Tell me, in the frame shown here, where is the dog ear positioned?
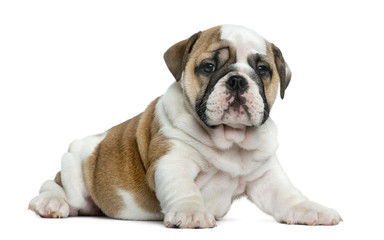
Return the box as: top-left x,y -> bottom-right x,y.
163,32 -> 201,81
271,44 -> 292,99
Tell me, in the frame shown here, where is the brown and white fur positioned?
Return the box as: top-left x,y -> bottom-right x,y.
29,25 -> 342,228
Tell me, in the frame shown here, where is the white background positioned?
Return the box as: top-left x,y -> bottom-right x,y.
1,0 -> 383,239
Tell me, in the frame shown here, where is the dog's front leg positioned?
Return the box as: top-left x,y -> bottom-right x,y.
246,155 -> 342,225
154,145 -> 216,229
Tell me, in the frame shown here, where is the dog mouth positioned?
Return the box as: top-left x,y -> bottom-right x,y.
204,89 -> 264,128
196,76 -> 267,128
221,93 -> 251,121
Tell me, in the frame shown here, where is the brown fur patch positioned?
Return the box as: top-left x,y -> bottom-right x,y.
263,41 -> 291,106
271,43 -> 291,99
164,32 -> 201,81
83,98 -> 169,217
54,171 -> 63,187
262,41 -> 280,108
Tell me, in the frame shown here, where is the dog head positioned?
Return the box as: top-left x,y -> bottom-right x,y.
164,25 -> 291,128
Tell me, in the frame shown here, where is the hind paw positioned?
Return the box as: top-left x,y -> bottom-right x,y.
29,192 -> 70,218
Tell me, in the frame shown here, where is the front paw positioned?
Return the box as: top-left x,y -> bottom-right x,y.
277,201 -> 342,225
164,211 -> 216,229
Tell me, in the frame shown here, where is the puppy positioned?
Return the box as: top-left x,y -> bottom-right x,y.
29,25 -> 342,228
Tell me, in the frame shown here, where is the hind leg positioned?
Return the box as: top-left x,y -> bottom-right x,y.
29,152 -> 101,218
28,178 -> 75,218
29,133 -> 106,218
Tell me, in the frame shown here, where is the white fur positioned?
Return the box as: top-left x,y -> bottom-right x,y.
220,24 -> 267,62
245,156 -> 341,225
154,139 -> 217,228
29,180 -> 72,218
115,189 -> 163,220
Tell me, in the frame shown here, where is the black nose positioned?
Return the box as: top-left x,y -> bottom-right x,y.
226,75 -> 248,92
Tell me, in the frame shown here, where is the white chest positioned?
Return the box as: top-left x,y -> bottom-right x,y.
194,148 -> 263,218
194,169 -> 245,218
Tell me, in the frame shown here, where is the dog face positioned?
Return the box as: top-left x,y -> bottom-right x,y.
164,25 -> 291,128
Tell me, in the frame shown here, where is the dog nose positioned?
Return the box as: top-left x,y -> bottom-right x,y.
226,75 -> 248,92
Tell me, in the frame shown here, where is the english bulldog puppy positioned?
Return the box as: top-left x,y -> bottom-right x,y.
29,25 -> 342,228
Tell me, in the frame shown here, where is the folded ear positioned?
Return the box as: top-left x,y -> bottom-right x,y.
163,32 -> 201,81
272,44 -> 292,99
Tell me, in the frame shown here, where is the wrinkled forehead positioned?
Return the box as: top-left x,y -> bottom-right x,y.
220,25 -> 267,63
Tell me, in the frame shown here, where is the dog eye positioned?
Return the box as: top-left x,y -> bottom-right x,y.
202,63 -> 216,73
256,65 -> 271,77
